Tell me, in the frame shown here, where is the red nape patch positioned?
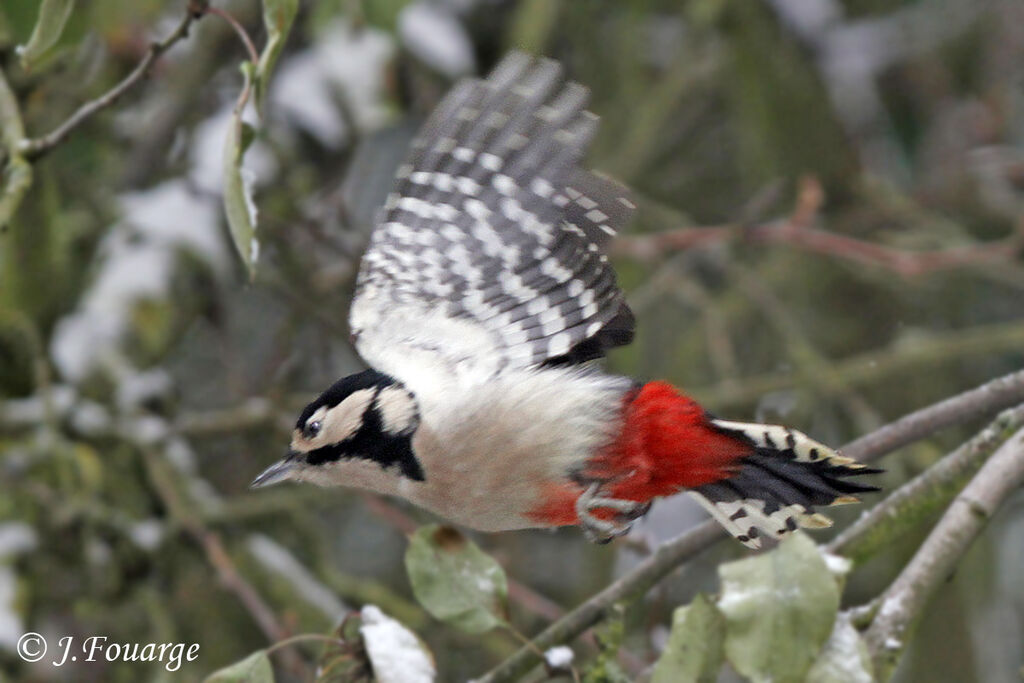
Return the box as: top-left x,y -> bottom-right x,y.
586,381 -> 752,503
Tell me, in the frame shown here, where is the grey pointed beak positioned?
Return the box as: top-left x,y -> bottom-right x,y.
250,456 -> 297,489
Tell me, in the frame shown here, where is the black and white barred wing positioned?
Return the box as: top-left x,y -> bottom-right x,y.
349,52 -> 635,377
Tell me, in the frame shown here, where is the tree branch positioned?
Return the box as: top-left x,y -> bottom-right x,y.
613,176 -> 1024,277
863,425 -> 1024,680
840,368 -> 1024,462
828,404 -> 1024,563
18,3 -> 206,161
474,367 -> 1024,682
696,321 -> 1024,409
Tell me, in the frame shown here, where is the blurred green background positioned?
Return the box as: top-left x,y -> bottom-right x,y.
1,0 -> 1023,680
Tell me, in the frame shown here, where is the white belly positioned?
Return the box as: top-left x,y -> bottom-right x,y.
401,366 -> 631,530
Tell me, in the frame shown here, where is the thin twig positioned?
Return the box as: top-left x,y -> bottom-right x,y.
840,368 -> 1024,462
614,177 -> 1024,277
197,530 -> 289,642
697,321 -> 1024,409
863,426 -> 1024,680
19,6 -> 205,161
205,6 -> 259,64
140,446 -> 307,675
474,367 -> 1024,682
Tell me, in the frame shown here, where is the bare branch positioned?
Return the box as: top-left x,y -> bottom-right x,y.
205,6 -> 259,65
18,5 -> 203,161
840,368 -> 1024,462
829,404 -> 1024,563
863,425 -> 1024,680
140,445 -> 306,675
614,177 -> 1024,277
697,322 -> 1024,409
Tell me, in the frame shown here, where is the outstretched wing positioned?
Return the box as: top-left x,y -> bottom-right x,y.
350,52 -> 635,379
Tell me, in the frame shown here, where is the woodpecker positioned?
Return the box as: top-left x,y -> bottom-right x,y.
251,52 -> 879,548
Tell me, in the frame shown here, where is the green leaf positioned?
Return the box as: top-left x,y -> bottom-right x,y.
204,649 -> 273,683
17,0 -> 75,71
255,0 -> 298,113
717,532 -> 840,683
404,525 -> 508,633
652,593 -> 725,683
806,612 -> 874,683
222,62 -> 259,280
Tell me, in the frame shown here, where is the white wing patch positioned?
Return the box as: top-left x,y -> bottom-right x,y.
350,52 -> 636,375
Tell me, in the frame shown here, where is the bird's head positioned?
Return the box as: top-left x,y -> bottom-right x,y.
251,369 -> 424,489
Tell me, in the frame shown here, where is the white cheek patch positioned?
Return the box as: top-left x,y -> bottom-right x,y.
320,389 -> 376,444
376,387 -> 418,435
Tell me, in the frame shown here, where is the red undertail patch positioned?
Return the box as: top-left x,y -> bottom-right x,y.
588,381 -> 752,502
525,381 -> 754,527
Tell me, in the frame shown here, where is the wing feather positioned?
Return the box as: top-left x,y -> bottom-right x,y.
351,53 -> 636,377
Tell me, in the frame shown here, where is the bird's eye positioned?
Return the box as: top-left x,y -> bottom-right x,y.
304,420 -> 322,439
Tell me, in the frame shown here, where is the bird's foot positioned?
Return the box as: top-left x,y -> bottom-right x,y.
576,483 -> 651,544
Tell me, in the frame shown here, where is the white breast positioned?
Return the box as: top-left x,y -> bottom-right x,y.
399,365 -> 632,531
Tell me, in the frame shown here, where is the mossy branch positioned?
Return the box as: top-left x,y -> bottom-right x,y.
828,404 -> 1024,564
862,425 -> 1024,680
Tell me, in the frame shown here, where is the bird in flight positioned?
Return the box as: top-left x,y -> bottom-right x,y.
252,52 -> 879,548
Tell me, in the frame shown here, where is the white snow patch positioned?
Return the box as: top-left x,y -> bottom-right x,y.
70,400 -> 112,435
51,181 -> 225,381
247,535 -> 347,621
544,645 -> 574,670
129,519 -> 165,551
818,547 -> 853,577
878,593 -> 906,621
1,387 -> 76,426
271,19 -> 395,147
398,2 -> 475,78
127,416 -> 170,445
116,369 -> 172,410
0,523 -> 37,558
884,636 -> 902,650
156,440 -> 193,478
0,525 -> 37,651
360,605 -> 436,683
118,181 -> 226,259
0,567 -> 22,651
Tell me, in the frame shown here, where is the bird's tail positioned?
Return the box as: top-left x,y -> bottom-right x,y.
690,419 -> 881,549
591,382 -> 881,548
